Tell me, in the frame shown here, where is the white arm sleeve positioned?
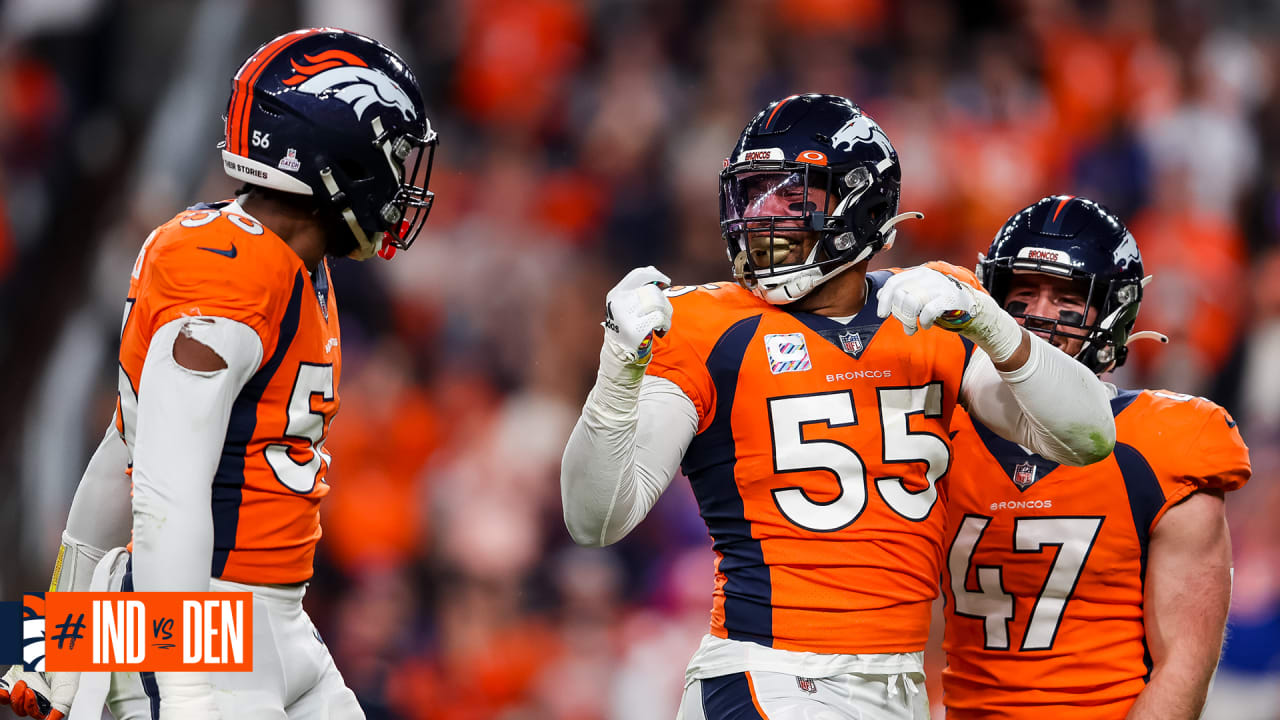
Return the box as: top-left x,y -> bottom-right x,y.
53,421 -> 132,591
130,316 -> 262,594
561,347 -> 699,547
960,333 -> 1115,466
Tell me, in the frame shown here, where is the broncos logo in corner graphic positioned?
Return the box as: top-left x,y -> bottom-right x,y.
21,593 -> 45,672
284,49 -> 417,122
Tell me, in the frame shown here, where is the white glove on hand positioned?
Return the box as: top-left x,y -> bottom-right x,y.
0,665 -> 78,719
602,266 -> 674,366
877,266 -> 1024,362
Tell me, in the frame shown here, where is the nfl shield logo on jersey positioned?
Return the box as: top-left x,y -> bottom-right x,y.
838,330 -> 863,356
764,333 -> 812,374
796,677 -> 818,694
1013,461 -> 1038,489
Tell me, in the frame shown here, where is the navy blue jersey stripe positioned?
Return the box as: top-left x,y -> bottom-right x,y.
971,418 -> 1062,490
121,556 -> 161,720
1114,440 -> 1165,681
211,271 -> 306,577
789,270 -> 890,360
683,314 -> 771,646
0,601 -> 21,666
1111,388 -> 1142,414
700,673 -> 768,719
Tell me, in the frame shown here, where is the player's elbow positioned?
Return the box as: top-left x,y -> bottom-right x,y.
563,515 -> 610,548
1054,417 -> 1116,466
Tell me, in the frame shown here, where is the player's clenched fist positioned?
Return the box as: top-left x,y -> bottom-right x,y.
877,266 -> 982,335
877,265 -> 1024,362
602,266 -> 674,365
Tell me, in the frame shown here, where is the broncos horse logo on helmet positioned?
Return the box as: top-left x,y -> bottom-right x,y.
220,28 -> 438,260
284,50 -> 419,122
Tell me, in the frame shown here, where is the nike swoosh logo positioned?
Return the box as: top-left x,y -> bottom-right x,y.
197,243 -> 237,259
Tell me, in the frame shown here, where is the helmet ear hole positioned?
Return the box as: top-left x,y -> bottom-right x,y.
337,158 -> 369,182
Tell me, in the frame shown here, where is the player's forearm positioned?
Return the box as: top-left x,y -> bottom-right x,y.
52,421 -> 134,591
969,333 -> 1115,465
1124,655 -> 1219,720
1129,491 -> 1232,720
562,342 -> 646,546
561,346 -> 693,546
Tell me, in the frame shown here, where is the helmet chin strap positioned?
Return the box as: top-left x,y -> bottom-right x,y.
754,210 -> 924,305
320,167 -> 378,260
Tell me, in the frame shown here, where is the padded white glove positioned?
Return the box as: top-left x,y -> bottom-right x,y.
602,266 -> 674,366
877,265 -> 1024,363
0,665 -> 77,719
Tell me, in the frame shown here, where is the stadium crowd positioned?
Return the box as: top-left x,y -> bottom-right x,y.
1,0 -> 1278,717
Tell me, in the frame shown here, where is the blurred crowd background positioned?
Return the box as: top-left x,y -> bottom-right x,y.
1,0 -> 1279,717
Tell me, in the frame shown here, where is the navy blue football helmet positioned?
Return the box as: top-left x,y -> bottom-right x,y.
978,195 -> 1147,373
720,93 -> 920,304
220,28 -> 437,260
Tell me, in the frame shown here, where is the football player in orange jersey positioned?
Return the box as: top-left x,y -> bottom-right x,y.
561,94 -> 1117,719
941,195 -> 1251,720
0,28 -> 437,720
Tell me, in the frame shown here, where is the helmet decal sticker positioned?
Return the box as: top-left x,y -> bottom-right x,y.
277,148 -> 302,172
285,51 -> 418,121
830,115 -> 893,158
1016,246 -> 1071,264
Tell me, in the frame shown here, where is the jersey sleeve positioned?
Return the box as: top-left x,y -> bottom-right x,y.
1151,396 -> 1251,528
138,229 -> 284,357
644,287 -> 722,433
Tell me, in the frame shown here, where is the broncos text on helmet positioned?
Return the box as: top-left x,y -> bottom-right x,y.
220,27 -> 437,260
719,93 -> 922,305
978,195 -> 1155,374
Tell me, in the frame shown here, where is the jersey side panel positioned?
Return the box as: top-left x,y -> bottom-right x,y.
217,258 -> 340,584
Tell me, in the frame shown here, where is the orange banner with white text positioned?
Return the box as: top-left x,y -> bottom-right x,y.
43,592 -> 252,671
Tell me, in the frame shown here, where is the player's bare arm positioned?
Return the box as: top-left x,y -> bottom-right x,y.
1125,489 -> 1232,720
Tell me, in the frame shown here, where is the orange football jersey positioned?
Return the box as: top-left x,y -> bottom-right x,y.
941,390 -> 1251,719
117,200 -> 341,585
646,268 -> 976,654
